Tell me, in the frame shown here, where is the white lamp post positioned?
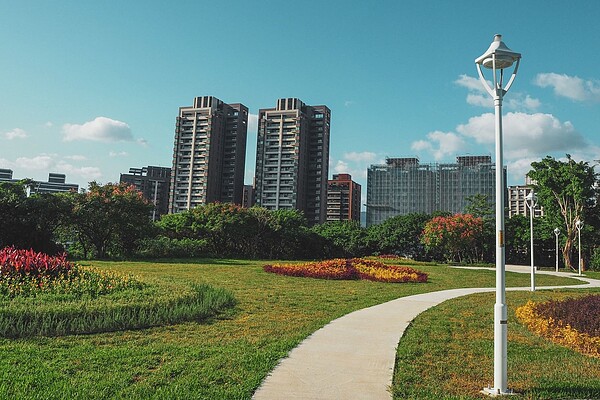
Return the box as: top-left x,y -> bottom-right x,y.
476,34 -> 521,396
575,219 -> 583,275
525,192 -> 537,291
554,228 -> 560,272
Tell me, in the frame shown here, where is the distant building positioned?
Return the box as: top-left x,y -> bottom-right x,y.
120,166 -> 171,220
508,184 -> 543,218
327,174 -> 361,222
366,155 -> 498,226
242,184 -> 254,208
254,98 -> 330,225
169,96 -> 248,213
0,170 -> 79,194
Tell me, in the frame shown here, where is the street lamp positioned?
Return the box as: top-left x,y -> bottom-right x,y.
525,192 -> 537,291
554,228 -> 560,272
476,34 -> 521,396
575,219 -> 583,275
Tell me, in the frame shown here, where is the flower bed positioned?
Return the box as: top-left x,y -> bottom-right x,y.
516,296 -> 600,358
0,247 -> 142,298
264,258 -> 428,283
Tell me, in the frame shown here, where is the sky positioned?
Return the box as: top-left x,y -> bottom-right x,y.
2,1 -> 599,209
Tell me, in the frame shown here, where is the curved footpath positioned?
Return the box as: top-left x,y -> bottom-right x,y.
252,265 -> 600,400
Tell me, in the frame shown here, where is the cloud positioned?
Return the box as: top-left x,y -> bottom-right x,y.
343,151 -> 377,162
534,73 -> 600,101
44,122 -> 53,128
109,151 -> 129,158
456,112 -> 587,158
65,155 -> 87,161
344,100 -> 355,107
15,155 -> 55,170
4,128 -> 27,140
62,117 -> 133,142
456,74 -> 540,111
411,131 -> 467,161
455,75 -> 488,93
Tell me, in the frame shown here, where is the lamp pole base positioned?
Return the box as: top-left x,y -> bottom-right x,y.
481,387 -> 517,397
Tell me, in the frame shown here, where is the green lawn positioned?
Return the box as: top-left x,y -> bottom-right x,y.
0,259 -> 588,399
393,289 -> 600,400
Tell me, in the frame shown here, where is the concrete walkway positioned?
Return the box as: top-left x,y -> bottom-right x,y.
252,266 -> 599,400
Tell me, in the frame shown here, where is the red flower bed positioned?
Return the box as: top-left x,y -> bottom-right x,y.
264,258 -> 427,283
0,247 -> 73,278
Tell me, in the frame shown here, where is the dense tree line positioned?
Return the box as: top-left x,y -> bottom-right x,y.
1,154 -> 599,269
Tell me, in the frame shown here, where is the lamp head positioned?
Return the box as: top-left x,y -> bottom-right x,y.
554,228 -> 560,235
576,219 -> 583,228
525,192 -> 538,205
475,34 -> 521,69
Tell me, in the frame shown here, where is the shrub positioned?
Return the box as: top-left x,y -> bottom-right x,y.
516,296 -> 600,358
135,236 -> 209,258
264,258 -> 428,283
589,247 -> 600,271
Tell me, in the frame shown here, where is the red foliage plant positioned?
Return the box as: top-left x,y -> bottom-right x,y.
534,294 -> 600,337
0,247 -> 74,278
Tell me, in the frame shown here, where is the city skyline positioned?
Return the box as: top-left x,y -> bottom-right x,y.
2,1 -> 600,211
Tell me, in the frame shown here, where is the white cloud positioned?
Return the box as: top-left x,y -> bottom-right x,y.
55,161 -> 102,180
411,131 -> 467,161
62,117 -> 133,142
44,121 -> 53,128
456,74 -> 540,111
466,93 -> 493,108
343,151 -> 377,162
109,151 -> 129,158
4,128 -> 27,140
333,160 -> 349,174
534,73 -> 600,102
455,74 -> 488,93
65,155 -> 87,161
457,112 -> 586,159
344,100 -> 355,107
15,155 -> 54,170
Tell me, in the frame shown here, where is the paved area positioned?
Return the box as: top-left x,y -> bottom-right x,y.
252,266 -> 599,400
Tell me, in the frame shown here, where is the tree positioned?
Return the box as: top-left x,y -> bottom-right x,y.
465,194 -> 494,262
68,182 -> 153,258
312,220 -> 369,258
367,213 -> 430,259
528,155 -> 598,269
421,214 -> 484,263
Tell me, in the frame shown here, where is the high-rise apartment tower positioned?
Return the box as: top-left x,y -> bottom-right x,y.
169,96 -> 248,213
327,174 -> 361,222
254,98 -> 330,225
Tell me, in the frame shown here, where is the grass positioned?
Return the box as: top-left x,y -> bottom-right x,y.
393,289 -> 600,400
0,259 -> 587,399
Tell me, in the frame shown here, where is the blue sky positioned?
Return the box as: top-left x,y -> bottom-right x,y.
2,1 -> 599,207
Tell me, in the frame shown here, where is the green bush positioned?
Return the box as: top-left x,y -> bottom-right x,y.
135,236 -> 209,258
589,246 -> 600,271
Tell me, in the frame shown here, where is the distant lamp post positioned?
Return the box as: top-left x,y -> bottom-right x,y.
554,228 -> 560,272
525,192 -> 537,291
575,219 -> 583,275
476,34 -> 521,396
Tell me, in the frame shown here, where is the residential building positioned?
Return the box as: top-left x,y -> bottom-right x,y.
242,184 -> 254,208
366,155 -> 498,226
254,98 -> 330,225
327,173 -> 361,222
120,166 -> 171,220
508,184 -> 543,218
169,96 -> 248,213
0,170 -> 79,194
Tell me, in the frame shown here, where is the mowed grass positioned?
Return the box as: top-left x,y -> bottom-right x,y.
0,259 -> 585,399
393,289 -> 600,400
